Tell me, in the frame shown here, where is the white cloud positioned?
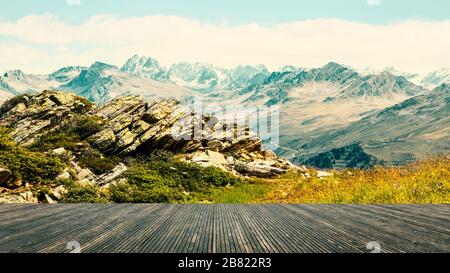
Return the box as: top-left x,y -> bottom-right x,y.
67,0 -> 81,6
0,14 -> 449,74
367,0 -> 382,6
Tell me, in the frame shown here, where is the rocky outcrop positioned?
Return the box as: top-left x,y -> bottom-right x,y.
0,91 -> 92,145
88,95 -> 303,176
186,150 -> 304,177
0,91 -> 305,178
96,163 -> 128,186
234,162 -> 285,178
89,96 -> 264,157
0,189 -> 38,204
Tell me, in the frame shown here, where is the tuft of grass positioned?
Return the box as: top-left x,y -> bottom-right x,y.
30,132 -> 80,151
209,181 -> 271,204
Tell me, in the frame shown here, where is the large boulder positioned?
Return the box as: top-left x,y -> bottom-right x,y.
50,185 -> 69,201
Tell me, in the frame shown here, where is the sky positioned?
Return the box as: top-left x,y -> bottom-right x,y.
0,0 -> 449,74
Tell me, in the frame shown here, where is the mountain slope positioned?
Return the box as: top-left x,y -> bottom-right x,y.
0,61 -> 195,105
168,62 -> 270,92
0,90 -> 13,104
60,62 -> 195,104
287,84 -> 449,167
416,68 -> 450,89
0,70 -> 60,95
49,66 -> 87,83
0,67 -> 84,101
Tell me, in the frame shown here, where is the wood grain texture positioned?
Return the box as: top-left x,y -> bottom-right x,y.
0,204 -> 448,253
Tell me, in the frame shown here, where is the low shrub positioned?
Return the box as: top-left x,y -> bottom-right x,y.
110,183 -> 184,203
0,127 -> 67,184
110,151 -> 241,203
62,183 -> 109,203
30,132 -> 80,151
78,149 -> 119,175
70,116 -> 104,139
30,115 -> 104,152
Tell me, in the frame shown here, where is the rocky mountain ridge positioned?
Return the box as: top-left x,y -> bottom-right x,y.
358,67 -> 450,90
120,55 -> 271,93
0,91 -> 303,178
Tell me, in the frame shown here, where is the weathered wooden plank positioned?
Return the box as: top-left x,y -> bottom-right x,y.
337,205 -> 450,252
0,204 -> 448,253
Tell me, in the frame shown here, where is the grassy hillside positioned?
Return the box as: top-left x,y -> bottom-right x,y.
211,155 -> 450,204
1,125 -> 448,204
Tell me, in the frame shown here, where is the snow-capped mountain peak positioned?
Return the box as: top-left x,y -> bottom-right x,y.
120,54 -> 271,92
3,70 -> 26,80
120,55 -> 169,81
419,68 -> 450,89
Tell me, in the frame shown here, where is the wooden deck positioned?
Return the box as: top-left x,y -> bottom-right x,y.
0,204 -> 449,253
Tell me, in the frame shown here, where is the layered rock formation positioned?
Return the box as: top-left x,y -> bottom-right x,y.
0,91 -> 92,145
0,91 -> 303,179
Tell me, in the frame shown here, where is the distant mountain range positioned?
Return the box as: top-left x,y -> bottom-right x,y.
1,55 -> 447,104
120,55 -> 270,93
0,61 -> 193,105
358,67 -> 450,90
1,55 -> 448,169
236,62 -> 426,106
